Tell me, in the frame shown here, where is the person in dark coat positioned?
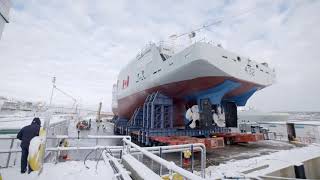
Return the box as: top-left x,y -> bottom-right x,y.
17,117 -> 41,173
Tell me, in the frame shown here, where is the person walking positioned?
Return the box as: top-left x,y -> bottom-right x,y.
17,117 -> 41,174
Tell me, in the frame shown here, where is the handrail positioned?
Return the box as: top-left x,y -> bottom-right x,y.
137,143 -> 206,177
0,146 -> 202,154
48,135 -> 131,141
0,145 -> 202,153
0,143 -> 205,178
0,135 -> 131,140
0,135 -> 131,168
87,135 -> 131,141
0,135 -> 205,179
122,138 -> 204,180
0,135 -> 17,139
102,150 -> 132,180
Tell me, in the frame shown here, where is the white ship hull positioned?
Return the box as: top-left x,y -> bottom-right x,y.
113,42 -> 275,125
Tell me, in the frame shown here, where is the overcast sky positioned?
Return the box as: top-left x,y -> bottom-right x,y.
0,0 -> 319,112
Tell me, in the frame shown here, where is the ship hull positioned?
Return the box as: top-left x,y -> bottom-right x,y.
113,42 -> 274,125
117,76 -> 263,125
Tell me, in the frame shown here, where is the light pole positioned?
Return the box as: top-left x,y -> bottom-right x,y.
49,76 -> 56,107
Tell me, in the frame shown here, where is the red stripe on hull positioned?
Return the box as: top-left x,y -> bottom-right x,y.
116,76 -> 263,125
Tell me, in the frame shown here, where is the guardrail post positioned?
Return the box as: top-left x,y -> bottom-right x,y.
6,138 -> 14,168
151,159 -> 154,171
169,169 -> 173,179
13,141 -> 19,166
123,139 -> 126,153
180,151 -> 183,167
159,147 -> 162,176
201,149 -> 204,178
55,138 -> 60,163
191,144 -> 194,173
123,138 -> 130,154
198,143 -> 206,178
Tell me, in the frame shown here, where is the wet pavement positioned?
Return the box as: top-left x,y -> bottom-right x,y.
146,139 -> 303,172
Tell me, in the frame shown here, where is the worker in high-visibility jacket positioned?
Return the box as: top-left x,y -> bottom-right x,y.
183,150 -> 192,167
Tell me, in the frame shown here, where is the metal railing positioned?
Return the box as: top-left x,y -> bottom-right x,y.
102,150 -> 132,180
122,138 -> 204,180
0,135 -> 206,179
131,143 -> 206,178
0,135 -> 131,167
47,135 -> 131,140
0,135 -> 20,168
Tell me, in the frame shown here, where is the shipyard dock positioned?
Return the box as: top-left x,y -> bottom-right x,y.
1,110 -> 320,180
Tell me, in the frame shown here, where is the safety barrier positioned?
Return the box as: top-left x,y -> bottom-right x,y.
102,150 -> 132,180
0,135 -> 131,167
0,135 -> 206,179
122,138 -> 204,180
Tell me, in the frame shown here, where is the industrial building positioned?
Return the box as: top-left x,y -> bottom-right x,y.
291,120 -> 320,144
259,121 -> 289,141
259,120 -> 320,144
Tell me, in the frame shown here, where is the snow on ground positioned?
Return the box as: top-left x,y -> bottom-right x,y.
0,111 -> 73,167
1,160 -> 114,180
205,144 -> 320,179
256,139 -> 294,147
0,113 -> 70,130
0,111 -> 34,119
205,140 -> 297,168
0,113 -> 116,167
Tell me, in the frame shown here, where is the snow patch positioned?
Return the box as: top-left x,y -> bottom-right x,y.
1,161 -> 114,180
205,144 -> 320,179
